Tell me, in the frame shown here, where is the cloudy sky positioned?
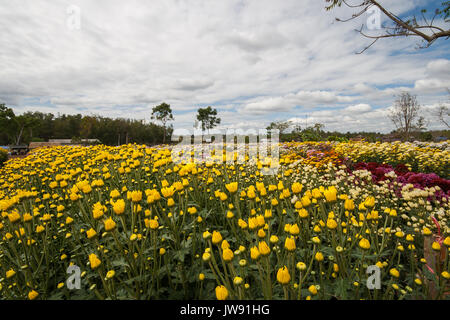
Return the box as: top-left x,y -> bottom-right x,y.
1,0 -> 449,133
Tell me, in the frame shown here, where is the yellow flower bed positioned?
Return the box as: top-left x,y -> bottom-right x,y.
0,143 -> 448,300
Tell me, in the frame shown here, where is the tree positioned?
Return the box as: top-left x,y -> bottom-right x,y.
24,111 -> 54,141
12,114 -> 39,145
414,116 -> 428,132
266,120 -> 292,134
325,0 -> 450,53
80,116 -> 96,139
0,105 -> 40,145
0,104 -> 15,125
301,123 -> 325,141
436,105 -> 450,128
292,123 -> 302,133
435,89 -> 450,128
388,92 -> 422,141
0,104 -> 16,144
313,123 -> 325,132
151,102 -> 174,144
196,106 -> 221,133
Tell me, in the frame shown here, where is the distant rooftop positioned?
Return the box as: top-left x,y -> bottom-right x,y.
48,139 -> 100,144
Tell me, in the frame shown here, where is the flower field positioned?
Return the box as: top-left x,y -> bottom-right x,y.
0,141 -> 449,300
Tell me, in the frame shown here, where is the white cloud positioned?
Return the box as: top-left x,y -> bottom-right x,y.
412,59 -> 450,92
240,90 -> 355,114
414,79 -> 450,92
426,59 -> 450,79
344,104 -> 372,113
294,91 -> 354,104
173,79 -> 215,91
0,0 -> 449,133
225,29 -> 288,53
241,97 -> 290,114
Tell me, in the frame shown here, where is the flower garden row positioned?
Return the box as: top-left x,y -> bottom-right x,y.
0,140 -> 448,300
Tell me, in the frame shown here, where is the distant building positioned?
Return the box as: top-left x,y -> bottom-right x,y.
29,142 -> 63,150
48,139 -> 100,145
9,145 -> 29,155
29,139 -> 100,150
381,134 -> 402,142
48,139 -> 72,144
435,136 -> 448,142
350,135 -> 364,141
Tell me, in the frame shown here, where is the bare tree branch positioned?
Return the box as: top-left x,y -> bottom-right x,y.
436,88 -> 450,128
388,92 -> 422,141
370,0 -> 450,42
325,0 -> 450,52
356,36 -> 378,54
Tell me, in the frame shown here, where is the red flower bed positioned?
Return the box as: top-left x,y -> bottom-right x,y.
350,162 -> 450,198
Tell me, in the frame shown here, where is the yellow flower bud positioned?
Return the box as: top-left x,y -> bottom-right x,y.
315,252 -> 324,262
28,290 -> 39,300
326,219 -> 337,230
296,262 -> 307,271
358,238 -> 370,250
233,276 -> 243,285
89,253 -> 101,270
223,248 -> 234,262
284,236 -> 296,252
215,285 -> 229,300
104,217 -> 116,232
389,268 -> 400,278
269,235 -> 279,244
289,224 -> 300,235
86,228 -> 97,239
276,266 -> 291,284
202,252 -> 211,262
443,237 -> 450,246
212,231 -> 223,245
250,246 -> 260,260
258,241 -> 271,256
432,242 -> 441,251
308,285 -> 318,295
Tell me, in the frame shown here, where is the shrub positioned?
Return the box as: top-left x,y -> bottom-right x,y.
0,148 -> 8,167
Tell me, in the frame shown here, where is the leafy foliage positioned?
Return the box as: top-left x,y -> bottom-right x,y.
196,106 -> 221,132
0,148 -> 8,167
0,105 -> 168,146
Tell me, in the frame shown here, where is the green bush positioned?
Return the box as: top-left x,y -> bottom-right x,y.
419,132 -> 433,142
31,137 -> 45,142
0,148 -> 8,167
326,135 -> 349,142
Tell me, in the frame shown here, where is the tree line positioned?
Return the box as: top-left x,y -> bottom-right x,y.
0,104 -> 169,146
267,91 -> 449,142
0,102 -> 223,146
